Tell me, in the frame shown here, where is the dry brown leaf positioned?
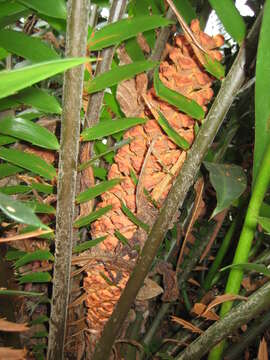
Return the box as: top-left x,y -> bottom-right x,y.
191,303 -> 219,321
0,347 -> 27,360
0,318 -> 28,332
199,209 -> 228,262
242,276 -> 268,293
136,278 -> 163,301
202,294 -> 247,316
187,278 -> 201,287
0,229 -> 52,243
171,316 -> 203,334
258,337 -> 268,360
156,261 -> 179,302
176,177 -> 205,270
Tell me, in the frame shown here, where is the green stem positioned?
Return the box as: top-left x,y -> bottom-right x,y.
203,217 -> 237,292
208,139 -> 270,360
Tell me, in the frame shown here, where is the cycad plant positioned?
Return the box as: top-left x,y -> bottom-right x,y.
0,1 -> 270,360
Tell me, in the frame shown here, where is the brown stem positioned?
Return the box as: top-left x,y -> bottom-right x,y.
79,0 -> 127,230
47,1 -> 89,359
92,13 -> 262,360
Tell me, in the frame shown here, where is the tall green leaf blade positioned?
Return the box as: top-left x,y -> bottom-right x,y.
157,111 -> 190,150
208,0 -> 246,44
89,15 -> 174,50
254,0 -> 270,185
15,250 -> 54,269
74,205 -> 112,228
154,68 -> 204,120
0,117 -> 59,150
0,58 -> 92,99
0,192 -> 48,229
87,61 -> 158,94
204,162 -> 247,218
0,163 -> 23,179
0,29 -> 59,63
81,118 -> 145,141
18,271 -> 52,284
76,179 -> 121,204
73,236 -> 107,253
14,87 -> 62,114
0,147 -> 56,180
17,0 -> 67,19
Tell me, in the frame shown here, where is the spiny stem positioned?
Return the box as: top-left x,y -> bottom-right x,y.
47,1 -> 89,358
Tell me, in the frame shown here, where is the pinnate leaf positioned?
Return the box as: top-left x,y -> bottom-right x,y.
18,271 -> 52,284
86,61 -> 158,94
73,236 -> 107,253
0,57 -> 93,100
89,15 -> 174,50
17,0 -> 66,19
74,205 -> 112,228
0,29 -> 59,63
0,192 -> 48,229
15,250 -> 54,269
0,147 -> 56,180
154,68 -> 204,120
81,118 -> 145,141
0,117 -> 59,150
